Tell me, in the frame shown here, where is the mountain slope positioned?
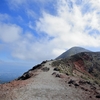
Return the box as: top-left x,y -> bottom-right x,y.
53,52 -> 100,84
56,47 -> 91,59
0,58 -> 100,100
0,50 -> 100,100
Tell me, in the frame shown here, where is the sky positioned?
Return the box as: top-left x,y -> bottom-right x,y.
0,0 -> 100,66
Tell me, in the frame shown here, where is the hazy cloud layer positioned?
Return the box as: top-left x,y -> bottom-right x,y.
1,0 -> 100,63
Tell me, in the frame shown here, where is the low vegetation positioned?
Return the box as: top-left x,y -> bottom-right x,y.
52,52 -> 100,85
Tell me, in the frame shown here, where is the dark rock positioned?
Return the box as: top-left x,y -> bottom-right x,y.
96,94 -> 100,98
89,96 -> 92,98
68,79 -> 75,84
69,84 -> 71,87
68,80 -> 79,87
41,61 -> 47,64
81,87 -> 88,91
90,85 -> 96,90
52,72 -> 56,75
54,68 -> 60,71
86,81 -> 91,85
79,80 -> 86,85
56,74 -> 60,78
66,73 -> 69,76
18,72 -> 33,80
42,67 -> 50,72
74,83 -> 79,87
31,64 -> 42,71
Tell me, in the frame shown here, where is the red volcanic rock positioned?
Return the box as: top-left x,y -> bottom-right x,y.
74,59 -> 85,71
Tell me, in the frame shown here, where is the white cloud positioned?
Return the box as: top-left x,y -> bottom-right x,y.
89,0 -> 100,9
26,9 -> 37,19
0,22 -> 54,62
36,0 -> 100,52
28,21 -> 35,30
0,23 -> 22,43
0,13 -> 11,22
7,0 -> 55,10
17,16 -> 24,23
11,38 -> 55,61
6,0 -> 28,9
1,0 -> 100,63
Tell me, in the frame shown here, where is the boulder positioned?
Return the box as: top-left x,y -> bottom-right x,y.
42,67 -> 50,72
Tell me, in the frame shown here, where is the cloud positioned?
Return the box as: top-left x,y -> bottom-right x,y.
89,0 -> 100,9
0,23 -> 22,43
6,0 -> 55,10
0,23 -> 54,62
26,9 -> 37,19
1,0 -> 100,63
6,0 -> 28,9
11,33 -> 55,61
36,0 -> 100,50
0,13 -> 11,22
17,16 -> 24,23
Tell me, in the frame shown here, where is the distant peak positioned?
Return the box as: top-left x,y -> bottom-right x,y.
56,46 -> 91,59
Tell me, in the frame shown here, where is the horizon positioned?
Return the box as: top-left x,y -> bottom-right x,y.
0,0 -> 100,68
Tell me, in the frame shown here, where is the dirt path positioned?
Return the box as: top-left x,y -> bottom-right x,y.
13,61 -> 68,100
0,61 -> 99,100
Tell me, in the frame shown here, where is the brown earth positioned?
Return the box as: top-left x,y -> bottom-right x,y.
0,60 -> 100,100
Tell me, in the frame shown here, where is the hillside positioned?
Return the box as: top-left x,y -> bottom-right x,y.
56,47 -> 91,59
53,52 -> 100,84
0,47 -> 100,100
0,58 -> 100,100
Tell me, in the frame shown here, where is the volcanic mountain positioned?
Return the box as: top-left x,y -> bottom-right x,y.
0,47 -> 100,100
56,46 -> 91,59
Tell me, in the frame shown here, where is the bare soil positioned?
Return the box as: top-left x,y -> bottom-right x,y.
0,61 -> 100,100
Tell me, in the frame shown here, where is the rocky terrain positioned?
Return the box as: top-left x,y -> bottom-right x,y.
0,47 -> 100,100
54,52 -> 100,84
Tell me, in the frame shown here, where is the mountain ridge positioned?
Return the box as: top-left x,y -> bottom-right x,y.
56,46 -> 91,59
0,47 -> 100,100
53,52 -> 100,84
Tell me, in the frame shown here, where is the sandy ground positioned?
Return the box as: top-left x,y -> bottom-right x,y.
0,61 -> 100,100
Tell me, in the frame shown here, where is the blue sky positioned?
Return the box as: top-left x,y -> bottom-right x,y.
0,0 -> 100,66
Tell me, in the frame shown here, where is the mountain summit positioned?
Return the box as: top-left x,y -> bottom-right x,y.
56,47 -> 91,59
